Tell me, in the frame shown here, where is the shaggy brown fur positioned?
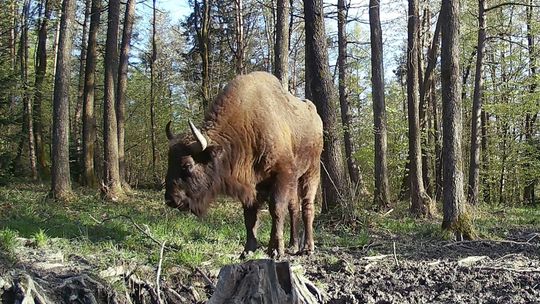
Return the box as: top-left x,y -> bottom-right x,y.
165,71 -> 323,256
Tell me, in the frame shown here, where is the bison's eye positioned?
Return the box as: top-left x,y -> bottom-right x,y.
183,163 -> 194,173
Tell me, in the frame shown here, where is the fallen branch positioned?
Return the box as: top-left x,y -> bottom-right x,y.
443,238 -> 540,248
393,242 -> 399,267
196,266 -> 215,290
156,241 -> 166,304
475,266 -> 540,273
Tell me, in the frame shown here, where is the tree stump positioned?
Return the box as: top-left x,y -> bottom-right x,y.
208,259 -> 324,304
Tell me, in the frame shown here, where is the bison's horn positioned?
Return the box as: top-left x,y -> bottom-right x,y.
189,119 -> 208,151
166,121 -> 176,140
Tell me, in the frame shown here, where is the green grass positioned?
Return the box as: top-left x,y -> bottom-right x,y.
1,183 -> 538,278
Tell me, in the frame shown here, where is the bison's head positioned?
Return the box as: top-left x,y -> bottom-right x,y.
164,120 -> 223,216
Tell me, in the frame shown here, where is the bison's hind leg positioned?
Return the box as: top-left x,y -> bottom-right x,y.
298,168 -> 320,255
287,193 -> 301,255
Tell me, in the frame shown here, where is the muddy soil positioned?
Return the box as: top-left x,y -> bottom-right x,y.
295,229 -> 540,304
1,230 -> 539,303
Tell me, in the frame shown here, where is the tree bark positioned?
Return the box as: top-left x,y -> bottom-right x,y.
467,0 -> 486,205
150,0 -> 158,180
51,0 -> 76,199
304,0 -> 348,212
274,0 -> 289,90
338,0 -> 364,191
73,0 -> 91,179
20,0 -> 38,181
117,0 -> 136,188
481,110 -> 490,203
194,0 -> 212,109
34,0 -> 53,180
209,260 -> 323,304
440,0 -> 473,239
369,0 -> 390,208
234,0 -> 245,74
102,0 -> 124,201
407,0 -> 433,217
82,0 -> 101,188
524,0 -> 537,205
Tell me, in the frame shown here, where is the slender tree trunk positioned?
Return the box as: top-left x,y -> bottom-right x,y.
20,0 -> 38,181
467,0 -> 486,205
51,0 -> 76,199
524,0 -> 537,205
73,0 -> 91,180
194,0 -> 211,109
234,0 -> 245,74
338,0 -> 364,191
462,49 -> 477,101
481,110 -> 490,203
34,0 -> 52,180
117,0 -> 136,188
274,0 -> 289,90
150,0 -> 158,180
420,12 -> 441,198
408,0 -> 433,217
440,0 -> 473,239
432,75 -> 443,202
304,0 -> 348,212
102,0 -> 124,201
82,0 -> 100,187
369,0 -> 390,208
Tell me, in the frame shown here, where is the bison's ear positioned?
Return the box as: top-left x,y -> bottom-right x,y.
166,121 -> 176,140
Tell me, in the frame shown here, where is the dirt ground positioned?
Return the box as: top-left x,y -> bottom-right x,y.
1,228 -> 539,303
295,229 -> 540,304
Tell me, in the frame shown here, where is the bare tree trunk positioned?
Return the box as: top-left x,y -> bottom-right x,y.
234,0 -> 245,74
338,0 -> 364,191
369,0 -> 390,208
274,0 -> 289,90
117,0 -> 136,188
51,0 -> 76,200
481,110 -> 490,203
20,0 -> 38,181
304,0 -> 348,212
194,0 -> 212,109
524,0 -> 537,205
82,0 -> 100,188
102,0 -> 124,201
408,0 -> 433,217
71,0 -> 91,181
419,11 -> 441,198
467,0 -> 486,205
34,0 -> 52,180
440,0 -> 473,239
150,0 -> 158,180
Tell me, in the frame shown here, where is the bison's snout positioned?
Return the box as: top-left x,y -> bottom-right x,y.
164,190 -> 190,211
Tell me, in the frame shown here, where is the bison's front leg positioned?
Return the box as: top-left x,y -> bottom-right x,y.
241,203 -> 259,259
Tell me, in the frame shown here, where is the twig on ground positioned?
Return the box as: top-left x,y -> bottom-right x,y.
475,266 -> 540,273
196,267 -> 215,290
443,238 -> 540,248
363,254 -> 391,261
156,241 -> 166,304
526,233 -> 539,243
89,214 -> 181,252
382,209 -> 394,217
393,242 -> 399,267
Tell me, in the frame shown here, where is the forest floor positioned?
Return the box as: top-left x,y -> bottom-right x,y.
0,183 -> 539,303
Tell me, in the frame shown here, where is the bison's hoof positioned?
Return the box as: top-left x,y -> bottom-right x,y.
240,250 -> 256,260
286,244 -> 300,255
267,248 -> 282,259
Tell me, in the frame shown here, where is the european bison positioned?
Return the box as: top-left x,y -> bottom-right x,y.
164,71 -> 323,257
